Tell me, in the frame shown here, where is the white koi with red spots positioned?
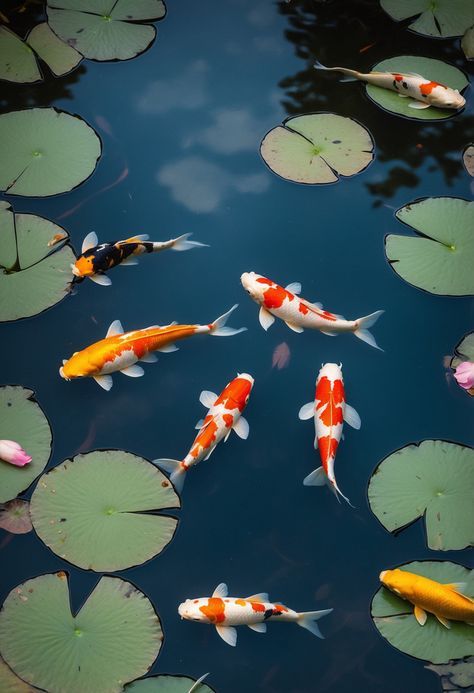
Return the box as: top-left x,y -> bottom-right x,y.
314,60 -> 466,110
241,272 -> 384,349
178,583 -> 333,646
154,374 -> 254,492
299,363 -> 361,505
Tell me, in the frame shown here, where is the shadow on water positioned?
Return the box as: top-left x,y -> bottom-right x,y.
276,0 -> 474,206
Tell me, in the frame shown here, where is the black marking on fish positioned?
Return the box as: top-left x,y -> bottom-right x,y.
264,609 -> 274,620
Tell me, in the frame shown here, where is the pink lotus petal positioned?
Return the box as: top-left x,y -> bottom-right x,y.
454,361 -> 474,390
272,342 -> 291,370
0,440 -> 32,467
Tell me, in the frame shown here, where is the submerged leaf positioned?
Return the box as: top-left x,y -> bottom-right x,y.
385,197 -> 474,296
30,449 -> 180,571
450,331 -> 474,397
372,560 -> 474,663
27,23 -> 82,77
463,144 -> 474,177
0,500 -> 33,534
0,573 -> 162,693
125,674 -> 215,692
368,440 -> 474,551
366,57 -> 468,120
0,202 -> 75,322
0,107 -> 101,197
426,657 -> 474,690
0,26 -> 41,83
0,387 -> 52,504
380,0 -> 474,37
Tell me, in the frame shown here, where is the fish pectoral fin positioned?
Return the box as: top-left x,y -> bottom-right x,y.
187,673 -> 210,693
81,231 -> 98,252
120,365 -> 144,377
106,319 -> 124,337
199,390 -> 218,408
303,466 -> 326,486
233,416 -> 249,440
195,418 -> 205,430
310,301 -> 323,309
285,282 -> 301,295
414,605 -> 427,626
93,375 -> 113,391
157,343 -> 179,353
246,593 -> 269,603
140,353 -> 158,363
212,583 -> 228,598
89,273 -> 112,286
344,403 -> 361,430
248,623 -> 267,633
398,93 -> 409,98
320,330 -> 338,336
284,321 -> 304,333
298,402 -> 314,420
259,306 -> 275,331
120,256 -> 139,266
215,625 -> 237,647
435,614 -> 451,629
409,101 -> 431,110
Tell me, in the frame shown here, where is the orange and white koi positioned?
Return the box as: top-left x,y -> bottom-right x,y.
380,568 -> 474,628
314,60 -> 466,110
72,231 -> 207,286
59,306 -> 246,391
154,374 -> 253,492
241,272 -> 384,349
178,582 -> 333,646
299,363 -> 360,505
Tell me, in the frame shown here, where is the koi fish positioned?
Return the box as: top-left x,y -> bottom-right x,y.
314,60 -> 466,110
241,272 -> 384,349
59,305 -> 246,391
380,568 -> 474,628
299,363 -> 360,505
72,231 -> 207,285
178,582 -> 333,647
154,373 -> 253,492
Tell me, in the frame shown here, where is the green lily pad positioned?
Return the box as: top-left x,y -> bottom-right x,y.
0,500 -> 33,534
462,25 -> 474,59
125,674 -> 215,692
0,387 -> 52,505
385,197 -> 474,296
368,440 -> 474,551
427,657 -> 474,690
0,656 -> 38,692
30,450 -> 180,571
260,113 -> 374,184
0,572 -> 162,693
372,560 -> 474,663
450,331 -> 474,397
0,27 -> 41,83
463,144 -> 474,177
380,0 -> 474,37
366,57 -> 468,120
27,23 -> 82,77
47,0 -> 166,62
0,107 -> 101,197
0,202 -> 75,322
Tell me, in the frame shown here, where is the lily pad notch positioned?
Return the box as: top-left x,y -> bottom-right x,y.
260,113 -> 374,185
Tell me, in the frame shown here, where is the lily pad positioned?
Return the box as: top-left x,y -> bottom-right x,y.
366,57 -> 468,120
0,107 -> 101,196
463,144 -> 474,177
0,202 -> 75,322
0,572 -> 162,693
0,500 -> 33,534
125,674 -> 215,692
450,331 -> 474,397
27,23 -> 82,77
427,657 -> 474,690
372,560 -> 474,663
368,440 -> 474,551
0,387 -> 52,505
47,0 -> 166,62
0,656 -> 38,692
30,450 -> 180,571
462,25 -> 474,59
0,27 -> 41,83
385,197 -> 474,296
380,0 -> 474,37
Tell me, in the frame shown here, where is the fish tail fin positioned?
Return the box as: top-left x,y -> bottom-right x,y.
168,233 -> 209,252
303,466 -> 326,486
152,458 -> 186,493
313,58 -> 330,71
354,310 -> 384,350
313,60 -> 359,81
210,304 -> 247,337
297,609 -> 333,638
329,478 -> 355,508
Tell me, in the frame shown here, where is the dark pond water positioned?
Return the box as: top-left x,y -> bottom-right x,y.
1,1 -> 474,691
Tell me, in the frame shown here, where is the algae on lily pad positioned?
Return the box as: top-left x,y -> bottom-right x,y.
0,27 -> 41,83
260,113 -> 374,184
47,0 -> 166,62
0,387 -> 52,505
0,201 -> 75,322
0,500 -> 33,534
0,108 -> 101,196
27,23 -> 82,77
450,331 -> 474,397
372,560 -> 474,663
463,144 -> 474,177
385,197 -> 474,296
30,450 -> 180,571
380,0 -> 474,37
366,57 -> 468,120
368,440 -> 474,551
0,572 -> 162,693
125,674 -> 215,692
0,656 -> 38,693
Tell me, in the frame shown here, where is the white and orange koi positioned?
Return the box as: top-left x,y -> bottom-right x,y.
178,582 -> 333,647
314,60 -> 466,110
59,306 -> 246,391
299,363 -> 360,505
241,272 -> 384,349
154,373 -> 253,492
72,231 -> 207,286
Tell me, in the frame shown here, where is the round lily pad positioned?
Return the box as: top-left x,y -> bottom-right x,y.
462,25 -> 474,59
0,656 -> 38,692
0,26 -> 41,83
0,201 -> 75,322
463,144 -> 474,176
368,440 -> 474,551
366,57 -> 468,120
0,500 -> 33,534
27,23 -> 82,77
126,674 -> 215,692
372,560 -> 474,663
385,197 -> 474,296
0,108 -> 101,197
47,0 -> 166,62
30,450 -> 180,571
0,572 -> 163,693
450,331 -> 474,397
260,113 -> 374,184
380,0 -> 474,37
0,387 -> 52,505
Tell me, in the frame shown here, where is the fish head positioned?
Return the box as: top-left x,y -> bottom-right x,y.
72,254 -> 95,278
317,362 -> 343,384
429,87 -> 465,110
230,373 -> 254,408
379,569 -> 409,599
178,599 -> 206,622
59,351 -> 91,381
240,272 -> 271,305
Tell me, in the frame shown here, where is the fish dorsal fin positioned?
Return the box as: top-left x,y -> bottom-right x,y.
121,234 -> 149,243
212,583 -> 228,598
106,320 -> 124,337
246,592 -> 269,603
285,282 -> 301,295
81,231 -> 98,252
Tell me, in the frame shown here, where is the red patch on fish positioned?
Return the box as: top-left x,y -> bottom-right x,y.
273,604 -> 288,613
316,377 -> 344,427
318,435 -> 339,466
200,597 -> 226,623
393,73 -> 403,82
191,419 -> 218,457
223,413 -> 233,428
263,285 -> 294,309
298,302 -> 309,315
256,277 -> 273,286
215,377 -> 252,412
272,342 -> 291,370
419,81 -> 446,95
250,601 -> 266,612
